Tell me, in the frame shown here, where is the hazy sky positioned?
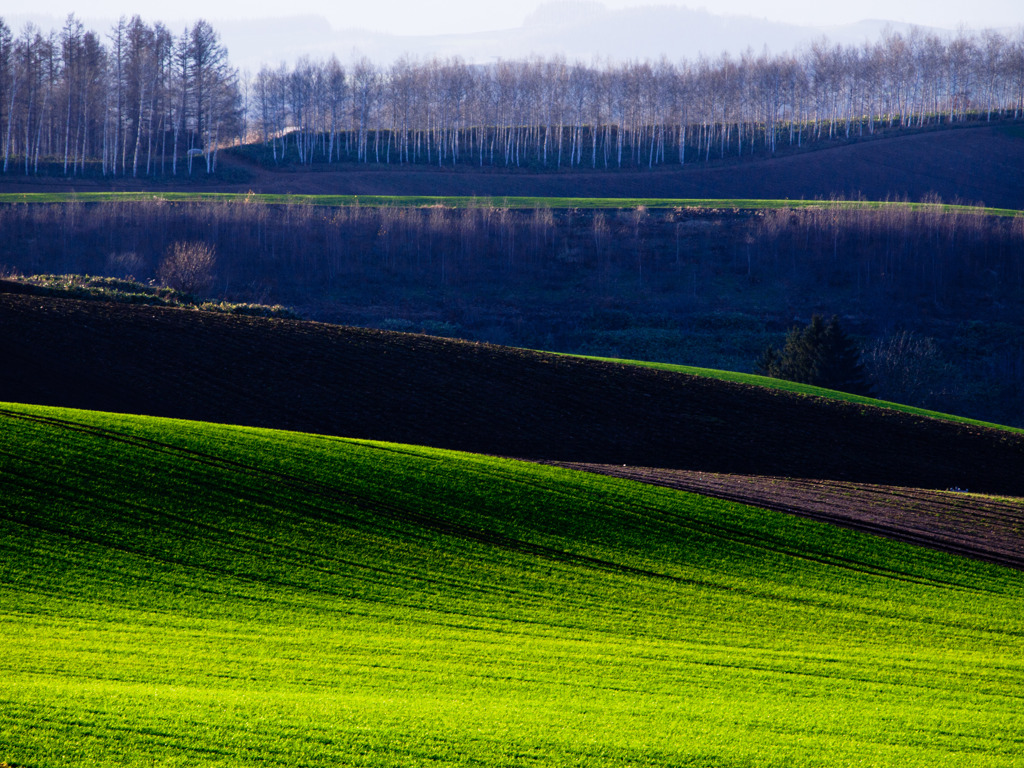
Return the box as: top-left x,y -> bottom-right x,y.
12,0 -> 1024,35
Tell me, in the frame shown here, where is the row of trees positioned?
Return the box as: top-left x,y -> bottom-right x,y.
0,15 -> 239,176
2,16 -> 1024,174
747,200 -> 1024,303
251,26 -> 1024,168
2,198 -> 1020,421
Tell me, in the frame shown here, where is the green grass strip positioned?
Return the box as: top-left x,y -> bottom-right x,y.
0,191 -> 1019,216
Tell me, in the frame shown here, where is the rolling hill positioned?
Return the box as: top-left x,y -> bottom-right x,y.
219,124 -> 1024,210
3,287 -> 1024,497
2,401 -> 1023,767
2,79 -> 1023,767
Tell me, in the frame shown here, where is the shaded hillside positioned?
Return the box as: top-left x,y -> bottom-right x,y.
2,125 -> 1023,210
223,125 -> 1024,210
2,288 -> 1022,495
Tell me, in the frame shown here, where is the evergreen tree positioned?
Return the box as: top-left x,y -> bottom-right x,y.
756,315 -> 872,395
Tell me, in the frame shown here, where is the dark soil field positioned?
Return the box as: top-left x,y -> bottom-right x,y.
2,124 -> 1023,209
547,463 -> 1024,570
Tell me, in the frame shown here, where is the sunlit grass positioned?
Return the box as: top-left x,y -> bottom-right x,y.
0,191 -> 1019,216
1,402 -> 1022,767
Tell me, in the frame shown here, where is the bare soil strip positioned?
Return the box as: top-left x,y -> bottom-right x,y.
544,463 -> 1024,570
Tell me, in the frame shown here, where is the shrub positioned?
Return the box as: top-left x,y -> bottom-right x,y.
197,301 -> 301,319
157,241 -> 217,296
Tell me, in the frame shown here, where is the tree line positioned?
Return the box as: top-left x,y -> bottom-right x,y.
250,27 -> 1024,169
757,315 -> 873,396
0,15 -> 238,177
1,198 -> 1020,305
2,15 -> 1024,175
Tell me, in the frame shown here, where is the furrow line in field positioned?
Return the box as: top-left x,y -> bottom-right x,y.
0,408 -> 691,586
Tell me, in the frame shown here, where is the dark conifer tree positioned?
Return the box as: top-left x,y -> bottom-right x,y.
756,315 -> 872,395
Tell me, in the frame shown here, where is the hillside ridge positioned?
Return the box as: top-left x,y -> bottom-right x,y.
3,289 -> 1023,495
4,399 -> 1022,767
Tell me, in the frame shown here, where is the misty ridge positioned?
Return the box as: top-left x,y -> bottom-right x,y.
206,2 -> 940,73
6,2 -> 951,72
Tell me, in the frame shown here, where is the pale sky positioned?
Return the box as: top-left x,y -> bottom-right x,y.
8,0 -> 1023,36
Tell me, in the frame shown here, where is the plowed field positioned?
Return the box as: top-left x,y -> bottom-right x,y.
545,463 -> 1024,570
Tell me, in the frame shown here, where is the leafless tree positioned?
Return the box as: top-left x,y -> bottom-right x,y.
863,331 -> 959,407
158,240 -> 217,295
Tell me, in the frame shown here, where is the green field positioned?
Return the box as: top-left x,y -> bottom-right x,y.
0,191 -> 1019,216
2,401 -> 1022,767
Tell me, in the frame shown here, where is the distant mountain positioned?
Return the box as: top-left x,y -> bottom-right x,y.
6,4 -> 943,72
211,5 -> 932,70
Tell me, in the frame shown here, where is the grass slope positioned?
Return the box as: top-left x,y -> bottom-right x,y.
1,402 -> 1022,767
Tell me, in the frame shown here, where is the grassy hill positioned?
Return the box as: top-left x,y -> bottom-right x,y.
2,401 -> 1023,767
2,288 -> 1023,495
565,353 -> 1024,433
